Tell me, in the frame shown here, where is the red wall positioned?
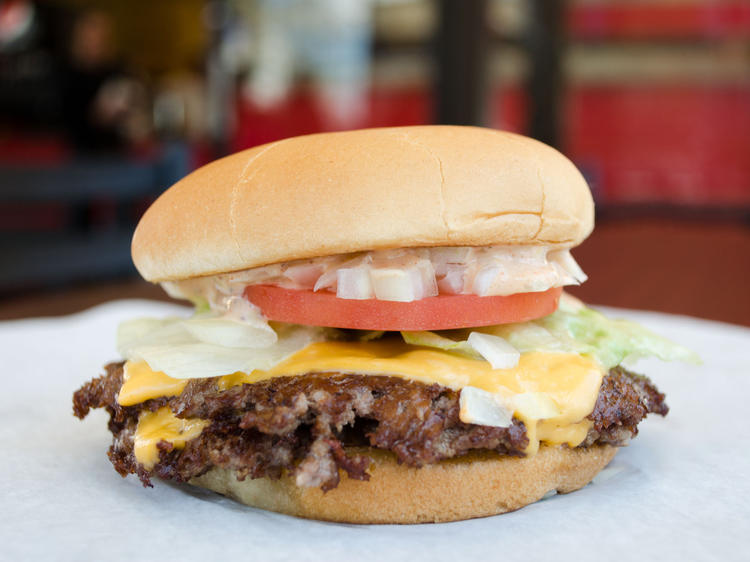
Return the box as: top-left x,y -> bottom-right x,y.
234,83 -> 750,207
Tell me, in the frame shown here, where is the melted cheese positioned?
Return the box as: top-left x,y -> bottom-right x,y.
120,361 -> 188,406
126,340 -> 604,462
133,407 -> 209,469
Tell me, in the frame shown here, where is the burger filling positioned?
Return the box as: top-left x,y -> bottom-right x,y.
73,293 -> 694,491
74,363 -> 667,492
74,252 -> 698,493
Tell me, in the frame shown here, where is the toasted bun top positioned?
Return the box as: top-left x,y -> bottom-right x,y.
132,126 -> 594,282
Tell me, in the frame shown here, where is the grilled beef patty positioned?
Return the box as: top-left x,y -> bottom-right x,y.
73,363 -> 667,491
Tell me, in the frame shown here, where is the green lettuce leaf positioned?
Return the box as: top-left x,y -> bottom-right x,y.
117,315 -> 333,379
188,296 -> 211,314
401,330 -> 482,359
400,303 -> 700,369
535,306 -> 701,368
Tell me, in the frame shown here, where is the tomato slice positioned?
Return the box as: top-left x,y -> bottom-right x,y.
244,285 -> 562,331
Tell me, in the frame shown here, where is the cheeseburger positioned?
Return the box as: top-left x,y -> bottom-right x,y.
73,126 -> 696,523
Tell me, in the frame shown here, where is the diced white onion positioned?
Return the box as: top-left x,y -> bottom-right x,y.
413,259 -> 439,298
225,263 -> 282,286
436,264 -> 465,294
551,262 -> 578,286
336,266 -> 374,300
472,261 -> 561,296
459,386 -> 513,427
166,245 -> 590,307
552,250 -> 588,283
313,268 -> 338,292
378,248 -> 410,260
467,332 -> 520,369
430,247 -> 475,275
370,268 -> 417,302
283,262 -> 323,288
223,296 -> 261,322
471,265 -> 505,297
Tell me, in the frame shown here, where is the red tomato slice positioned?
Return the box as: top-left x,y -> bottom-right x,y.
244,285 -> 562,331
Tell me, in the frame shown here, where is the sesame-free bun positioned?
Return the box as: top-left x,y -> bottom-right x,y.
189,444 -> 616,524
132,126 -> 594,282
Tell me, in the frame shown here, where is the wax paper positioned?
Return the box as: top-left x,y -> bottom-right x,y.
1,300 -> 747,562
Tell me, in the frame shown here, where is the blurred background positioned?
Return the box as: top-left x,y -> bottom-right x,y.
0,0 -> 748,325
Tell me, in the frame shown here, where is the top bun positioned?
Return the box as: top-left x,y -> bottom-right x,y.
132,126 -> 594,282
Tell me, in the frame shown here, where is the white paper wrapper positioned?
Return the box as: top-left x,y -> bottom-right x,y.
1,300 -> 748,562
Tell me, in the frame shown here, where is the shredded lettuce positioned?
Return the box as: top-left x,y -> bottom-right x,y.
117,315 -> 332,379
189,296 -> 211,314
399,304 -> 699,369
357,330 -> 386,342
183,312 -> 277,349
535,306 -> 701,368
401,330 -> 482,359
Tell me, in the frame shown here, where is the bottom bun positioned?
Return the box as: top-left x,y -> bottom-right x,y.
189,444 -> 617,524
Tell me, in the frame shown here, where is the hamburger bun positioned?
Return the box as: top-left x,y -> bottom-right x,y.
191,444 -> 617,524
75,125 -> 678,527
132,126 -> 593,282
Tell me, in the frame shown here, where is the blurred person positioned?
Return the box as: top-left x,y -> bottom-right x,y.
0,0 -> 64,131
236,0 -> 373,130
60,8 -> 150,152
154,71 -> 209,142
0,0 -> 37,52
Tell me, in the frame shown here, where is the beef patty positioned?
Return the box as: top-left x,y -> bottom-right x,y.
73,363 -> 667,491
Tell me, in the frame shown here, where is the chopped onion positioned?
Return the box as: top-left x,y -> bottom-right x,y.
225,263 -> 282,285
459,386 -> 513,427
436,264 -> 465,294
430,247 -> 475,275
368,261 -> 437,302
283,262 -> 323,288
551,262 -> 578,286
223,296 -> 260,322
370,268 -> 418,302
336,266 -> 374,299
413,259 -> 438,298
471,265 -> 505,296
314,255 -> 369,293
167,245 -> 590,307
378,248 -> 410,260
313,268 -> 338,292
467,332 -> 520,369
472,261 -> 561,296
551,250 -> 588,283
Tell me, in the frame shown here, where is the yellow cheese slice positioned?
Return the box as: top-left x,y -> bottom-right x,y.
133,407 -> 209,469
125,340 -> 604,464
